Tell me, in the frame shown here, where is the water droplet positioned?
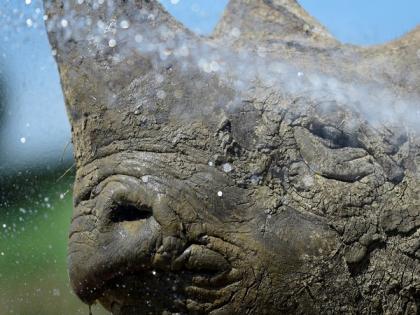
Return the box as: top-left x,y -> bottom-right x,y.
157,90 -> 166,99
175,45 -> 189,57
210,60 -> 220,72
26,19 -> 33,27
108,39 -> 117,47
222,163 -> 233,173
61,19 -> 68,28
97,20 -> 105,29
120,20 -> 130,29
208,161 -> 214,167
230,27 -> 241,38
199,59 -> 211,73
152,270 -> 157,276
217,191 -> 223,197
250,175 -> 261,185
25,0 -> 31,5
297,71 -> 304,77
170,0 -> 180,4
160,48 -> 172,59
134,34 -> 143,43
20,137 -> 26,144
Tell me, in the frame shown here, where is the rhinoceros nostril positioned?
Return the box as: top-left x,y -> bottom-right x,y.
109,203 -> 153,223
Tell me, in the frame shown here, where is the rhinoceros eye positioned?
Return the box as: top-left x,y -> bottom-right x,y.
308,122 -> 359,149
109,203 -> 153,223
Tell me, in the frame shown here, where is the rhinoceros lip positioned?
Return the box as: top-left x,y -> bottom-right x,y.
98,267 -> 241,315
97,270 -> 236,314
72,243 -> 236,310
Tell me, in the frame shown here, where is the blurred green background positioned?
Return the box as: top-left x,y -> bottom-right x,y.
0,167 -> 108,315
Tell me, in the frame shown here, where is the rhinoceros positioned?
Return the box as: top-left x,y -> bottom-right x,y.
43,0 -> 420,314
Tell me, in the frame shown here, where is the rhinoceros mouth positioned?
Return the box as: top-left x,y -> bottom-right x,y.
98,267 -> 241,314
70,240 -> 241,313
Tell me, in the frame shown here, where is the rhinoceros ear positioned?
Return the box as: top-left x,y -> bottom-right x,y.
213,0 -> 338,47
43,0 -> 195,122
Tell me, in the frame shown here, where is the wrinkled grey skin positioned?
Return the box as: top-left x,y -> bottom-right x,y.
44,0 -> 420,314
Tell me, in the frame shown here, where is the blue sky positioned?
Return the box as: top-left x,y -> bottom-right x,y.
1,0 -> 420,171
300,0 -> 420,44
159,0 -> 420,44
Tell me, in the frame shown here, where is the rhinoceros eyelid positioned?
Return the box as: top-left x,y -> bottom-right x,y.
75,179 -> 104,206
75,176 -> 117,205
82,180 -> 112,202
74,187 -> 94,207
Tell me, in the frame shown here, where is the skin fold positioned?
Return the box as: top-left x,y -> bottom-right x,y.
43,0 -> 419,314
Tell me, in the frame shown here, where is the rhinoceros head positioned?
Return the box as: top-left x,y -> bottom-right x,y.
44,0 -> 420,314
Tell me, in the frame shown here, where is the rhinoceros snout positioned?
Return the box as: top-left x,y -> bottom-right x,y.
68,174 -> 184,304
68,171 -> 243,313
